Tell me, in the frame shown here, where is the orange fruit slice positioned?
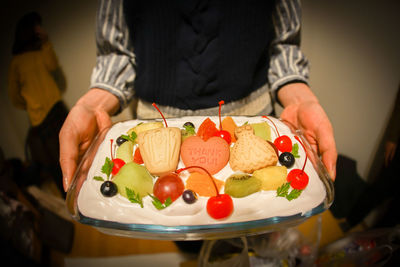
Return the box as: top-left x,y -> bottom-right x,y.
185,172 -> 224,197
197,118 -> 218,141
221,116 -> 238,143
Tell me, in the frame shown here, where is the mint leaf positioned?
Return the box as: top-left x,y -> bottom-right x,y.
292,143 -> 300,158
277,182 -> 303,201
277,182 -> 290,197
121,131 -> 137,143
93,176 -> 104,181
149,195 -> 172,210
101,157 -> 114,179
126,187 -> 143,208
286,189 -> 302,201
184,124 -> 196,135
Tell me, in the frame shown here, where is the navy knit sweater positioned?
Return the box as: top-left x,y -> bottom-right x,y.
123,0 -> 275,110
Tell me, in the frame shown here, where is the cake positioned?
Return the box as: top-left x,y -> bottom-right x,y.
76,115 -> 327,226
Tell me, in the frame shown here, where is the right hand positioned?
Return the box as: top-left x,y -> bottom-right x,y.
59,88 -> 120,191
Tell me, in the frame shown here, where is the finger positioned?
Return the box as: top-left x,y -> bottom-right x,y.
59,122 -> 80,192
317,123 -> 337,180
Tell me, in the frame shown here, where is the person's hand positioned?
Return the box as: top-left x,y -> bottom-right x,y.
278,83 -> 337,180
59,88 -> 120,191
384,141 -> 397,167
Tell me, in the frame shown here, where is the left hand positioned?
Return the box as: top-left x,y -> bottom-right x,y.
278,83 -> 337,180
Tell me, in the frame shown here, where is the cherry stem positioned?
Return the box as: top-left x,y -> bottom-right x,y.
218,100 -> 224,131
110,139 -> 114,160
176,166 -> 219,196
152,102 -> 168,127
294,136 -> 307,173
262,115 -> 280,137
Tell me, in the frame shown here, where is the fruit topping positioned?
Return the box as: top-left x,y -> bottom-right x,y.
111,158 -> 125,175
116,136 -> 128,146
182,189 -> 198,204
152,102 -> 169,127
153,172 -> 185,203
100,181 -> 118,197
112,162 -> 154,199
185,172 -> 224,197
263,116 -> 292,153
183,121 -> 195,128
279,152 -> 295,168
176,166 -> 233,220
213,100 -> 232,144
224,173 -> 261,198
133,147 -> 144,164
253,166 -> 287,191
181,122 -> 196,142
286,136 -> 309,190
206,193 -> 234,220
197,117 -> 219,141
221,116 -> 238,143
105,139 -> 126,175
115,139 -> 133,164
251,122 -> 272,142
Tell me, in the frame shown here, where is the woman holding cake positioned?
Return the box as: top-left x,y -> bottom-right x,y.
59,0 -> 337,193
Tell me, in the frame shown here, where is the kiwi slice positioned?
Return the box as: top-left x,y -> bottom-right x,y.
224,173 -> 261,198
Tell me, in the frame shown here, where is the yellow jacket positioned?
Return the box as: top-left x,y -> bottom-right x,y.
8,41 -> 62,126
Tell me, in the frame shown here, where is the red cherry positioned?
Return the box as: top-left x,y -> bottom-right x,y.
213,130 -> 232,144
207,194 -> 233,220
263,116 -> 292,153
287,136 -> 309,190
274,135 -> 292,153
153,173 -> 184,203
111,158 -> 125,175
214,100 -> 231,144
287,169 -> 309,190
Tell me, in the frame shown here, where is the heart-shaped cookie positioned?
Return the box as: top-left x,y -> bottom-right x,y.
180,136 -> 230,175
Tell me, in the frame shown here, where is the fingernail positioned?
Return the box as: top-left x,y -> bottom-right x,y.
63,176 -> 69,192
329,165 -> 336,180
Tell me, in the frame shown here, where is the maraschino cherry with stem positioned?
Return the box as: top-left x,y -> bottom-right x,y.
176,166 -> 233,220
152,102 -> 168,127
213,100 -> 231,144
287,136 -> 309,190
262,116 -> 292,153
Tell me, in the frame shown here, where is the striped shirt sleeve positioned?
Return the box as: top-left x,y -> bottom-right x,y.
268,0 -> 310,93
90,0 -> 136,112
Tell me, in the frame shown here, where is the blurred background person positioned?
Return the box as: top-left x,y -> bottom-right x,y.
8,11 -> 68,197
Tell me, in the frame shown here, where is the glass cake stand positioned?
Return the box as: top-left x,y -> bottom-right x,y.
66,118 -> 334,240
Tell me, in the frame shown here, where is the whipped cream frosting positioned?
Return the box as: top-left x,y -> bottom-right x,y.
77,116 -> 326,226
